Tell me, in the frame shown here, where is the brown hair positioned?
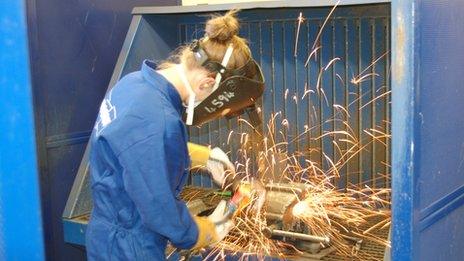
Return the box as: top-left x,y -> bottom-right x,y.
158,10 -> 251,71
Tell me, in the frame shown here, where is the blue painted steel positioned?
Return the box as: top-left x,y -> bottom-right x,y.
417,1 -> 464,211
0,0 -> 45,259
416,1 -> 464,260
62,219 -> 87,246
419,184 -> 464,232
27,0 -> 178,259
392,0 -> 464,260
420,204 -> 464,261
391,1 -> 416,260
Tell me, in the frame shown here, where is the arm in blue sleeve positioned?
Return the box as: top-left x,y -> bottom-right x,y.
117,133 -> 199,249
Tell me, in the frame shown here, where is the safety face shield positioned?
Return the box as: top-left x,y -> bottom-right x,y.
184,40 -> 265,126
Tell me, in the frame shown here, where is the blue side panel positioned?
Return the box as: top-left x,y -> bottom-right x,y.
393,0 -> 464,260
416,1 -> 464,260
0,0 -> 45,259
417,1 -> 464,210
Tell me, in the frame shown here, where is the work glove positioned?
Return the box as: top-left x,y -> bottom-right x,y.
192,200 -> 234,249
206,148 -> 235,187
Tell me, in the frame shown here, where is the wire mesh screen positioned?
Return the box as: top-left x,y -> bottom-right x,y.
182,5 -> 391,190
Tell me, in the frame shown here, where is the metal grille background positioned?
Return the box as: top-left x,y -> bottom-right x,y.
182,6 -> 391,190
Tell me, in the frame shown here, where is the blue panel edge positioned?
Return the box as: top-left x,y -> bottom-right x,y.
419,184 -> 464,231
391,1 -> 417,260
0,0 -> 45,259
63,219 -> 87,246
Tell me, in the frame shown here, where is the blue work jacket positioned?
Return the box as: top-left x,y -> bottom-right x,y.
86,60 -> 198,260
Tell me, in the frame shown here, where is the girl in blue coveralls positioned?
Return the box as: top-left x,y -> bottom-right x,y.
86,11 -> 256,260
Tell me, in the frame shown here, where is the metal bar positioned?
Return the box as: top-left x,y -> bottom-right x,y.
263,227 -> 331,244
306,20 -> 311,156
371,18 -> 376,189
331,20 -> 337,186
356,18 -> 362,187
281,21 -> 287,141
344,18 -> 349,190
317,21 -> 324,166
270,21 -> 276,143
293,18 -> 300,154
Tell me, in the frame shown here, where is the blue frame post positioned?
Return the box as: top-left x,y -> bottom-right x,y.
0,0 -> 45,259
391,1 -> 418,260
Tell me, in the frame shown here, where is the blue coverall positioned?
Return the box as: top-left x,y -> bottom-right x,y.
86,60 -> 198,260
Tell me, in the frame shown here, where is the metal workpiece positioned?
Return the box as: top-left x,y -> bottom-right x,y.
261,183 -> 309,228
262,226 -> 331,245
185,199 -> 209,216
263,186 -> 299,220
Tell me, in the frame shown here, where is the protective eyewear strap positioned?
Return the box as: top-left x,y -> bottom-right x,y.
212,43 -> 234,92
176,65 -> 195,125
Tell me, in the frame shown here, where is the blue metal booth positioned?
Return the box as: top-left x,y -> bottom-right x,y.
1,0 -> 464,260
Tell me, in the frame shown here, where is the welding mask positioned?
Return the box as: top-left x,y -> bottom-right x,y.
181,39 -> 265,126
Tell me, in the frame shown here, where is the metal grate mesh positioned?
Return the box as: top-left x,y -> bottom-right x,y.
178,186 -> 390,260
182,7 -> 391,191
